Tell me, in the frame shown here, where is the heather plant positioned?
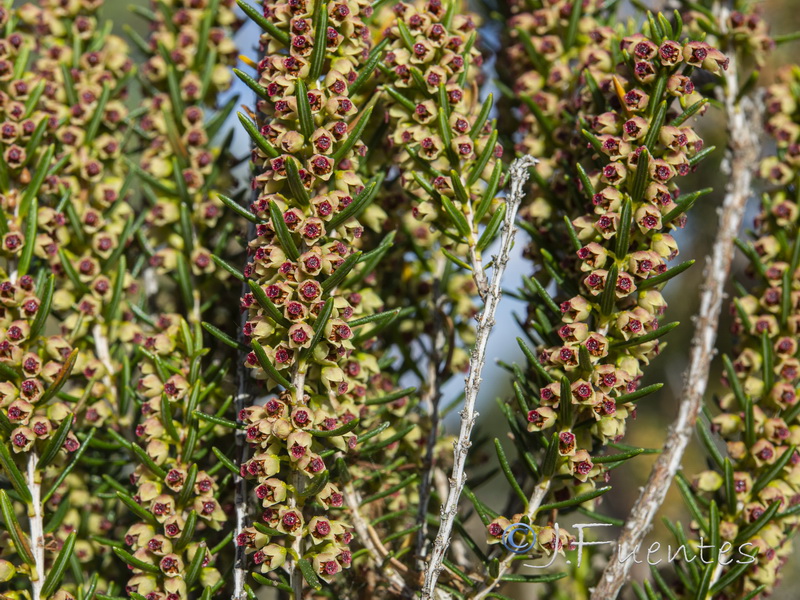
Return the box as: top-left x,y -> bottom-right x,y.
3,0 -> 800,599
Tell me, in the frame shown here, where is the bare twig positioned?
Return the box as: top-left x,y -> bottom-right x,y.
420,155 -> 538,600
27,453 -> 44,600
289,367 -> 307,600
231,373 -> 250,600
342,481 -> 413,597
416,256 -> 447,567
590,7 -> 759,598
233,224 -> 256,600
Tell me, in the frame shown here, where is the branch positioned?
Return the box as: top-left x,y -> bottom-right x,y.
233,227 -> 255,600
416,256 -> 447,567
27,453 -> 44,600
342,480 -> 413,597
9,232 -> 44,600
420,155 -> 538,600
289,367 -> 307,600
590,7 -> 759,598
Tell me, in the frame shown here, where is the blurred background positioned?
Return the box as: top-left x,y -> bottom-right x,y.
71,0 -> 800,597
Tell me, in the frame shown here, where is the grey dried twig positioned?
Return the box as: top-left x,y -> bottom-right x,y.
421,155 -> 538,600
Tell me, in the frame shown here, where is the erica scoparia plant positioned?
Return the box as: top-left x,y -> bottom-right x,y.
1,0 -> 800,598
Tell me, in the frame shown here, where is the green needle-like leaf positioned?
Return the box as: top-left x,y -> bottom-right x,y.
663,188 -> 712,223
285,157 -> 311,207
441,193 -> 471,239
538,486 -> 611,512
365,387 -> 416,406
477,204 -> 506,252
328,176 -> 382,230
212,447 -> 239,475
21,145 -> 55,218
298,558 -> 323,590
301,297 -> 334,360
592,447 -> 645,464
696,419 -> 724,470
237,112 -> 280,159
523,276 -> 560,315
37,416 -> 73,470
185,541 -> 207,587
251,340 -> 294,390
350,38 -> 389,96
384,85 -> 416,112
308,1 -> 329,80
300,471 -> 330,498
0,490 -> 34,564
670,98 -> 708,127
40,348 -> 78,405
565,0 -> 582,48
752,445 -> 795,495
675,472 -> 709,537
475,162 -> 502,222
494,439 -> 528,506
615,198 -> 632,258
212,254 -> 244,282
218,192 -> 261,223
236,0 -> 290,44
467,130 -> 499,187
174,509 -> 198,553
321,251 -> 362,293
610,322 -> 679,350
637,260 -> 695,290
309,418 -> 360,438
599,263 -> 618,316
41,532 -> 77,597
331,105 -> 374,162
202,322 -> 246,351
17,199 -> 37,276
268,200 -> 300,261
113,547 -> 160,574
29,274 -> 54,340
248,279 -> 292,328
295,79 -> 314,139
395,19 -> 416,52
234,67 -> 270,99
131,442 -> 167,480
470,93 -> 493,139
175,253 -> 194,313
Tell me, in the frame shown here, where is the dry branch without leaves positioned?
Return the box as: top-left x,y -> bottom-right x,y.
421,155 -> 538,600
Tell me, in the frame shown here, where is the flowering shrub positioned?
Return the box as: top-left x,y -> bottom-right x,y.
0,0 -> 798,599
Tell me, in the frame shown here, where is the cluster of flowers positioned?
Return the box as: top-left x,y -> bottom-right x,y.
18,0 -> 137,407
374,0 -> 501,371
0,5 -> 83,595
114,1 -> 244,596
486,17 -> 728,554
138,0 -> 240,318
235,0 -> 395,588
686,63 -> 800,598
503,0 -> 614,232
121,314 -> 230,598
